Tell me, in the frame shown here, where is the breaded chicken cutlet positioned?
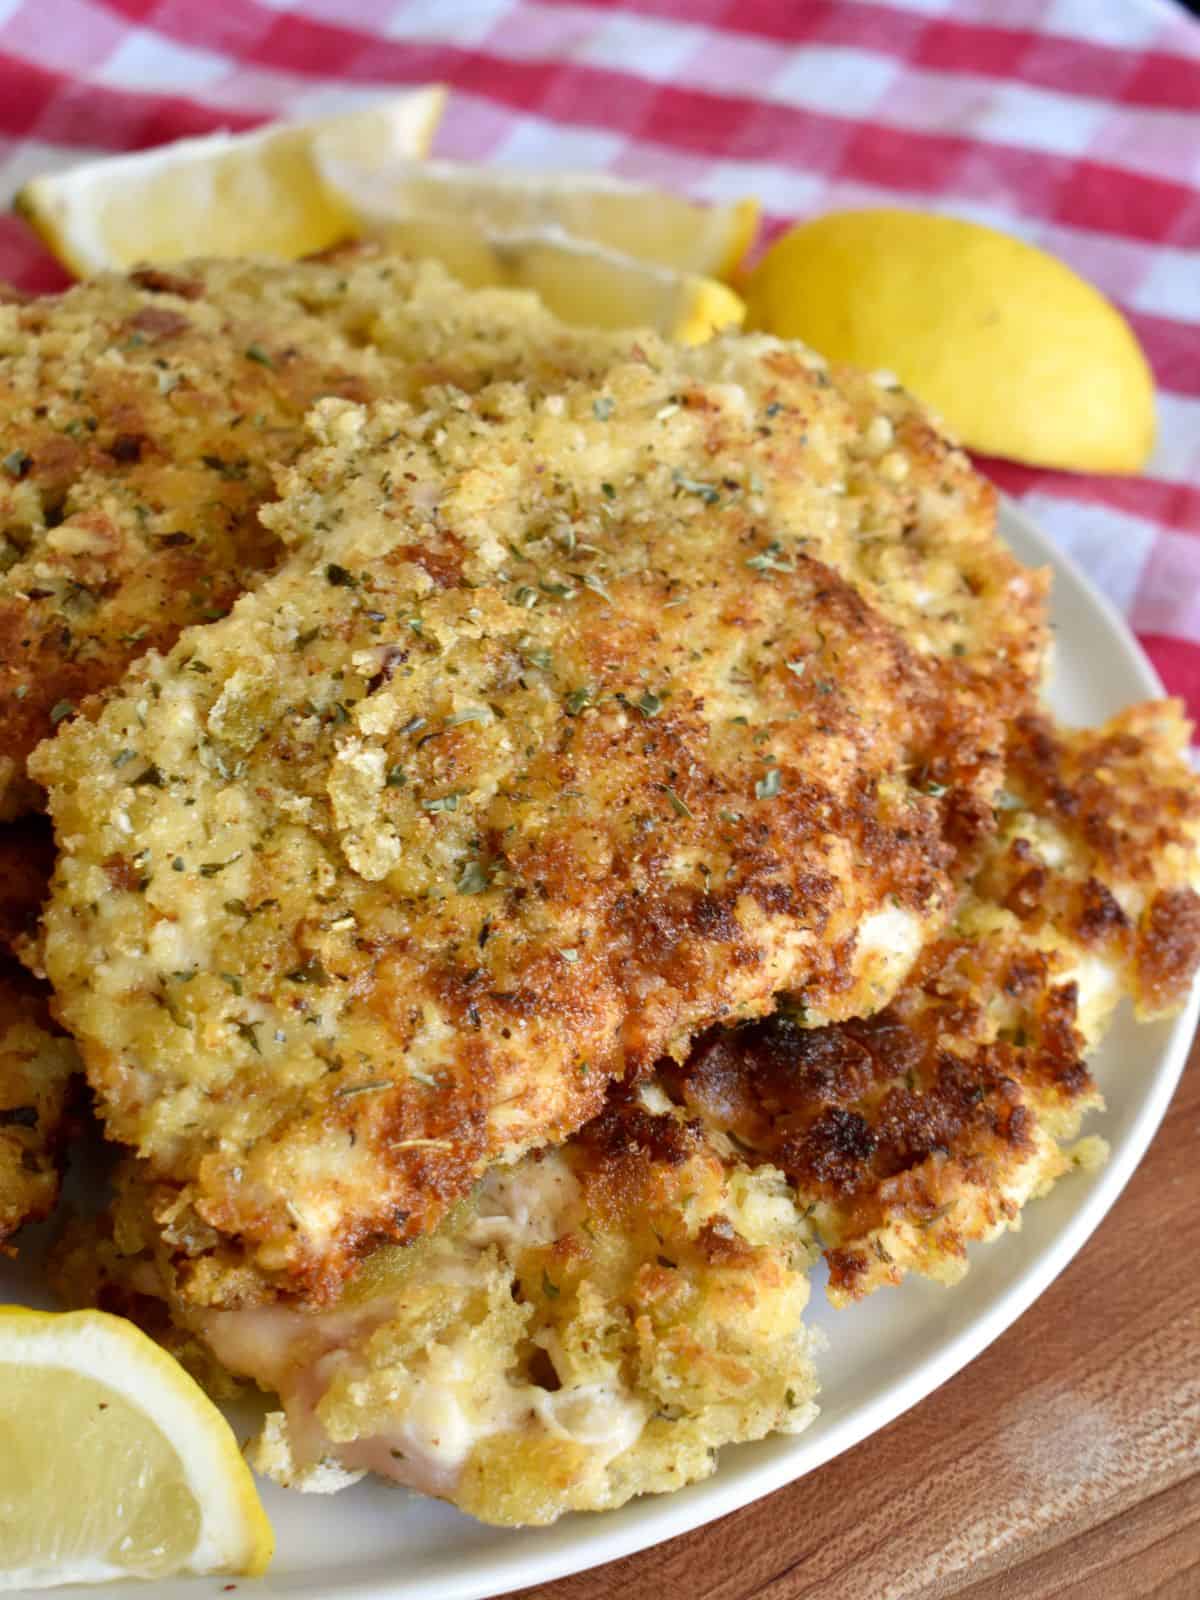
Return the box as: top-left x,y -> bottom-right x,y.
48,704 -> 1200,1520
0,826 -> 69,1242
51,1083 -> 820,1525
0,961 -> 77,1245
0,243 -> 1044,826
0,258 -> 372,817
667,701 -> 1200,1301
47,700 -> 1200,1528
34,340 -> 1045,1305
0,247 -> 658,818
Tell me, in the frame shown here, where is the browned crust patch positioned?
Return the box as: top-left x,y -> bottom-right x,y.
0,961 -> 77,1246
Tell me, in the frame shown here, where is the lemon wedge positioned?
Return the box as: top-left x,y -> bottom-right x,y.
373,214 -> 744,342
744,209 -> 1156,473
14,87 -> 446,277
324,156 -> 758,281
0,1305 -> 272,1589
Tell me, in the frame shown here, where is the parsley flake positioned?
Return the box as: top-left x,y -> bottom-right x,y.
456,859 -> 491,896
746,541 -> 795,575
286,957 -> 330,985
333,1080 -> 390,1101
199,853 -> 242,877
672,471 -> 719,505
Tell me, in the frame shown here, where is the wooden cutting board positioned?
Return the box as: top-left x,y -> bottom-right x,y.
520,1028 -> 1200,1600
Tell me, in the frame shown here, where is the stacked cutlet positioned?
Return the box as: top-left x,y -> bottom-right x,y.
2,250 -> 1196,1526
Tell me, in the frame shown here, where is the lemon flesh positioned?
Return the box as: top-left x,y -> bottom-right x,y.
0,1306 -> 272,1589
745,209 -> 1155,473
325,156 -> 758,281
377,214 -> 744,342
15,87 -> 446,277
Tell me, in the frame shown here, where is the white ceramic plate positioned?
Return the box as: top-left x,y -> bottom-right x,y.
4,496 -> 1196,1599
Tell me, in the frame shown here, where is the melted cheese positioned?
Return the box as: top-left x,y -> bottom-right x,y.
213,1148 -> 645,1500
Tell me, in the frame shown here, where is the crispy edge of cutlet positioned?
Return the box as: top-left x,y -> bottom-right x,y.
0,959 -> 78,1248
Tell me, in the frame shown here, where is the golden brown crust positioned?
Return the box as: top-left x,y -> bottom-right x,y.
50,1082 -> 820,1522
666,932 -> 1097,1303
667,703 -> 1200,1300
0,961 -> 77,1245
1135,887 -> 1200,1014
997,702 -> 1200,1015
0,264 -> 379,810
34,341 -> 1043,1303
0,247 -> 649,816
1006,706 -> 1199,881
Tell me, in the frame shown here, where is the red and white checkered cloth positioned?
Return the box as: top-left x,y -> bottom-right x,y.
1,0 -> 1197,717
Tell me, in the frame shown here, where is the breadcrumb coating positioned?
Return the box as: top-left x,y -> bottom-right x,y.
0,962 -> 77,1245
51,1085 -> 821,1524
21,247 -> 1200,1538
43,701 -> 1200,1520
34,341 -> 1042,1301
0,246 -> 648,816
668,703 -> 1200,1300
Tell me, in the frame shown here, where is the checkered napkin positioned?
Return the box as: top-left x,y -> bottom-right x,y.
1,0 -> 1197,718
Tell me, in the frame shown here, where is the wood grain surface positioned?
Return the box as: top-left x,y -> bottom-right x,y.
520,1030 -> 1200,1600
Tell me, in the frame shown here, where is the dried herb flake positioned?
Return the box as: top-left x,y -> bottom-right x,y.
456,859 -> 491,896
